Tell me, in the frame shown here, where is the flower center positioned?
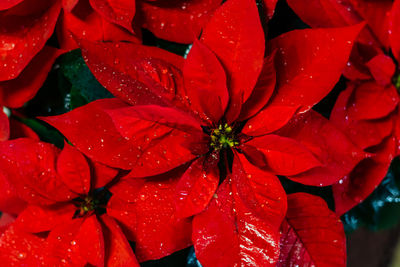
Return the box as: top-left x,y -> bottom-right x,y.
210,123 -> 238,151
73,188 -> 111,218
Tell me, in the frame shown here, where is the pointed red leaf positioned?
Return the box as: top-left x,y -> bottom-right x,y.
333,136 -> 396,215
192,155 -> 286,267
89,0 -> 135,32
91,161 -> 119,189
79,39 -> 187,108
0,46 -> 61,108
0,139 -> 76,204
242,105 -> 299,136
76,216 -> 105,267
390,0 -> 400,61
9,117 -> 39,140
106,105 -> 202,176
184,40 -> 229,123
278,193 -> 346,267
201,0 -> 265,122
238,53 -> 276,121
330,84 -> 395,149
175,155 -> 219,218
138,0 -> 221,44
62,0 -> 79,11
0,172 -> 26,215
347,81 -> 398,120
0,225 -> 49,266
100,215 -> 139,266
243,134 -> 321,176
107,173 -> 192,262
0,0 -> 61,81
267,24 -> 363,112
41,99 -> 140,170
14,204 -> 76,233
57,143 -> 91,195
277,110 -> 367,186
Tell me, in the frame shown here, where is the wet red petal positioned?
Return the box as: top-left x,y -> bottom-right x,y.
41,99 -> 138,170
243,105 -> 299,136
333,136 -> 396,215
238,53 -> 276,121
278,193 -> 346,267
14,204 -> 76,233
347,82 -> 399,120
183,40 -> 229,123
91,161 -> 119,189
89,0 -> 135,32
107,173 -> 192,262
192,155 -> 286,266
0,0 -> 61,81
0,171 -> 26,215
201,0 -> 265,122
0,0 -> 24,10
0,139 -> 76,204
100,214 -> 139,266
139,0 -> 221,44
0,225 -> 49,266
243,134 -> 321,176
267,24 -> 363,112
277,110 -> 367,186
175,155 -> 219,218
76,216 -> 105,266
57,143 -> 91,195
62,0 -> 79,11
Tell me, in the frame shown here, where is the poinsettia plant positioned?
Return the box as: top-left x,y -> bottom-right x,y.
0,0 -> 399,266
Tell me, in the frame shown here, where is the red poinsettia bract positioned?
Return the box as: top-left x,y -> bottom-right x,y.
288,0 -> 400,214
42,0 -> 365,265
0,138 -> 140,266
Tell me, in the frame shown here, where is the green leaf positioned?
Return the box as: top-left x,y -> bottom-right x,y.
342,158 -> 400,233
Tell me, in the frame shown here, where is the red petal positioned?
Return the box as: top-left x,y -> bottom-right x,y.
62,0 -> 79,11
0,0 -> 61,81
57,143 -> 91,195
390,0 -> 400,61
0,225 -> 49,266
0,46 -> 61,108
347,82 -> 399,120
0,139 -> 76,204
277,110 -> 367,186
14,204 -> 76,233
201,0 -> 265,122
107,173 -> 192,262
267,24 -> 363,112
278,193 -> 346,267
366,54 -> 396,86
0,171 -> 26,214
333,136 -> 396,215
76,216 -> 105,267
242,105 -> 299,136
91,161 -> 119,189
0,213 -> 16,234
330,84 -> 395,149
238,53 -> 276,121
41,99 -> 140,170
243,134 -> 321,176
139,0 -> 221,44
0,0 -> 24,10
106,105 -> 201,176
175,155 -> 219,218
100,215 -> 139,266
89,0 -> 135,32
192,155 -> 286,267
0,108 -> 9,141
183,40 -> 229,123
47,218 -> 86,266
262,0 -> 278,19
9,117 -> 40,140
79,40 -> 187,108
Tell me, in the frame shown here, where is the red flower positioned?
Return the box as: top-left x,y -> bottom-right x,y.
288,0 -> 400,214
0,138 -> 140,266
43,0 -> 364,264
